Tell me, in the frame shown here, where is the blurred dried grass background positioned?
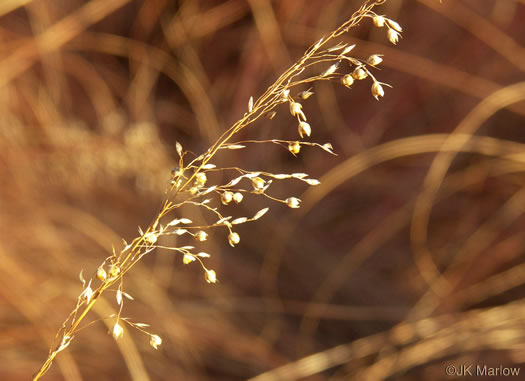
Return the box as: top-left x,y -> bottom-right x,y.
1,0 -> 525,380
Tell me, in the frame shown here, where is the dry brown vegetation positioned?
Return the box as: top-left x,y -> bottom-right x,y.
2,1 -> 525,380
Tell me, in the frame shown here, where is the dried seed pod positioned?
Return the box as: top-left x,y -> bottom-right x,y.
298,121 -> 311,138
367,54 -> 383,66
150,335 -> 162,349
387,29 -> 400,45
183,254 -> 195,264
144,232 -> 158,245
228,232 -> 240,247
289,101 -> 306,121
285,197 -> 301,208
297,88 -> 314,99
221,191 -> 234,205
371,82 -> 385,100
373,15 -> 385,27
233,192 -> 243,204
251,177 -> 265,191
205,269 -> 217,283
387,19 -> 403,32
194,172 -> 207,187
109,264 -> 120,278
195,230 -> 208,241
352,66 -> 368,80
341,74 -> 354,88
96,266 -> 107,281
321,62 -> 339,77
288,142 -> 301,154
112,322 -> 124,339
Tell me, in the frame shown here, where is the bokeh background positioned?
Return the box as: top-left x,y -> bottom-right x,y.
2,0 -> 525,380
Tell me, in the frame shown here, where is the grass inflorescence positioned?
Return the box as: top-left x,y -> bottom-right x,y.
33,1 -> 403,379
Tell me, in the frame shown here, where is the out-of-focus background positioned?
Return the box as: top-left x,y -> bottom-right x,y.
2,0 -> 525,380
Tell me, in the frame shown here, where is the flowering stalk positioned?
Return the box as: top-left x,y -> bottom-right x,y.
33,1 -> 402,379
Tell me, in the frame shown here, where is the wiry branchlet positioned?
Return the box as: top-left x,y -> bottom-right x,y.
221,191 -> 234,205
373,15 -> 386,27
341,74 -> 354,88
288,142 -> 301,154
195,230 -> 208,242
367,54 -> 383,66
96,266 -> 107,281
233,192 -> 243,204
251,177 -> 265,191
298,121 -> 311,138
285,197 -> 301,208
205,269 -> 217,283
371,82 -> 385,100
150,334 -> 162,350
352,66 -> 368,80
387,29 -> 401,45
112,322 -> 124,340
228,232 -> 240,247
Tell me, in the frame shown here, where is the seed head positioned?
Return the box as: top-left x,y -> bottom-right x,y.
233,192 -> 243,204
228,232 -> 240,247
150,334 -> 162,349
373,15 -> 386,27
205,269 -> 217,283
367,54 -> 383,66
189,187 -> 199,195
195,230 -> 208,242
183,254 -> 195,264
112,322 -> 124,340
221,191 -> 233,205
298,121 -> 311,138
251,177 -> 265,191
285,197 -> 301,208
341,74 -> 354,88
352,66 -> 368,80
288,142 -> 301,154
387,29 -> 401,45
371,82 -> 385,100
96,266 -> 107,281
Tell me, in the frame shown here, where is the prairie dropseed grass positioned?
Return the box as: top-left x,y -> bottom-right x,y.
31,1 -> 403,379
